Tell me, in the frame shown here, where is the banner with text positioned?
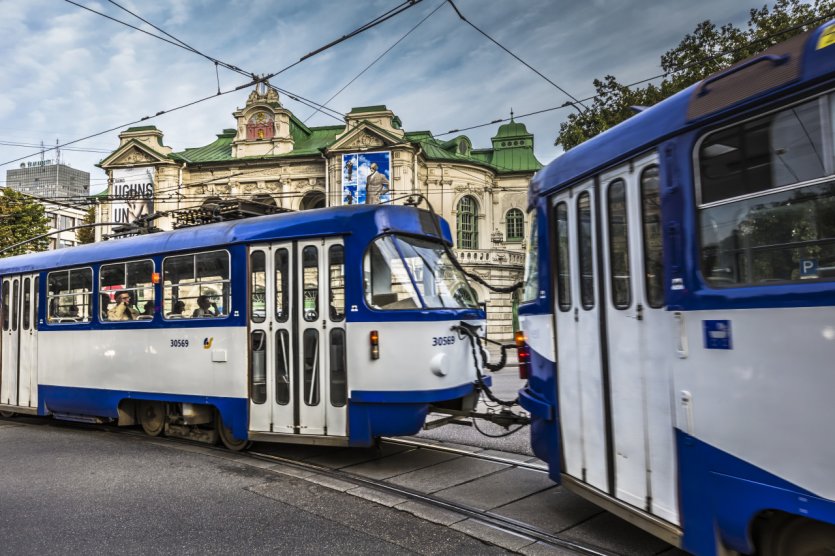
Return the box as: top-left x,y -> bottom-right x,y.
111,167 -> 154,224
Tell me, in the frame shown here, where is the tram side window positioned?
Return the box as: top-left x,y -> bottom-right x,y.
2,280 -> 9,331
521,212 -> 539,303
577,193 -> 595,309
555,203 -> 571,311
100,260 -> 155,322
275,248 -> 289,323
698,95 -> 835,286
607,179 -> 631,309
302,246 -> 319,322
250,251 -> 266,323
641,166 -> 664,307
163,250 -> 230,319
699,97 -> 828,205
47,268 -> 92,323
328,245 -> 345,322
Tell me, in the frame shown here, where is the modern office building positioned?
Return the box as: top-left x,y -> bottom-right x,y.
6,159 -> 90,199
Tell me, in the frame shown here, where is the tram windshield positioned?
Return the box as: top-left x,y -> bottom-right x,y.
364,234 -> 479,310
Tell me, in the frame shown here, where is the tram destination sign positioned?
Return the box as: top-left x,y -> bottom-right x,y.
111,167 -> 154,224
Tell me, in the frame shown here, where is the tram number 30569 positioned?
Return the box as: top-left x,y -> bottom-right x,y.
432,336 -> 456,346
170,339 -> 190,348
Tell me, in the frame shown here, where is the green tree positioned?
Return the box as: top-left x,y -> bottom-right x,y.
0,188 -> 50,257
556,0 -> 835,150
76,205 -> 97,244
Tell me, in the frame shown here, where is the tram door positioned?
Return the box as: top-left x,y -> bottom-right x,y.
600,155 -> 679,525
552,182 -> 609,493
248,239 -> 347,438
1,274 -> 39,409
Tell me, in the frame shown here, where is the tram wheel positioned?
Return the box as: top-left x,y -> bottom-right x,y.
139,401 -> 166,437
215,410 -> 250,452
0,411 -> 15,418
758,514 -> 835,556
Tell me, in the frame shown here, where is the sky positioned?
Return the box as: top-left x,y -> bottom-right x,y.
0,0 -> 767,196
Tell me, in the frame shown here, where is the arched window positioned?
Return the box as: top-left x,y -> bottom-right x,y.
252,193 -> 277,208
300,191 -> 326,210
456,196 -> 479,249
505,208 -> 524,242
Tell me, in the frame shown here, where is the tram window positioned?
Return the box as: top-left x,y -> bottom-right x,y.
522,212 -> 539,303
34,277 -> 39,326
641,166 -> 664,307
2,280 -> 9,331
699,97 -> 828,205
12,280 -> 18,331
250,251 -> 266,323
577,193 -> 595,310
302,246 -> 319,322
100,260 -> 155,322
555,203 -> 572,311
330,328 -> 347,407
275,329 -> 290,405
22,277 -> 31,331
364,235 -> 478,310
163,250 -> 230,319
47,268 -> 92,323
275,248 -> 289,323
302,329 -> 320,406
607,179 -> 631,309
700,181 -> 835,286
250,331 -> 267,405
328,245 -> 345,322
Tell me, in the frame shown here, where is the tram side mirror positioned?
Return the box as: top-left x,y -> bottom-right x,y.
479,301 -> 487,313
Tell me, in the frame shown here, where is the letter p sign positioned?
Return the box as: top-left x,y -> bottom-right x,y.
800,258 -> 818,278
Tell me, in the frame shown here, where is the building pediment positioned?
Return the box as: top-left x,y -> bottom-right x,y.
326,122 -> 405,153
99,139 -> 173,169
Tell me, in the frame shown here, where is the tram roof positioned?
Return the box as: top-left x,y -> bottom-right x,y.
0,205 -> 452,275
530,20 -> 835,205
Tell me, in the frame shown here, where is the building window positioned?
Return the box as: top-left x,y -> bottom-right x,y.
505,208 -> 524,242
456,195 -> 479,249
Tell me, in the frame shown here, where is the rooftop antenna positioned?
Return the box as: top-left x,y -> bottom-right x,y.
56,138 -> 60,165
40,140 -> 45,164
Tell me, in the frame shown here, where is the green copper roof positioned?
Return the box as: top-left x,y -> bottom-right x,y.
494,120 -> 529,138
405,131 -> 541,174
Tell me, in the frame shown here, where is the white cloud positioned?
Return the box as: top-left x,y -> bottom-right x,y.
1,0 -> 765,189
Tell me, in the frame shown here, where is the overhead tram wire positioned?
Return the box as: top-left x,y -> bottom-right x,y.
2,2 -> 425,170
445,0 -> 587,114
433,8 -> 835,140
64,0 -> 253,80
303,0 -> 446,123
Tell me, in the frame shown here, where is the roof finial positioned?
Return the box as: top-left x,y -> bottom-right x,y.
510,108 -> 514,122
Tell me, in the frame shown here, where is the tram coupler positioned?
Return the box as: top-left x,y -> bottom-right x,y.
424,406 -> 531,430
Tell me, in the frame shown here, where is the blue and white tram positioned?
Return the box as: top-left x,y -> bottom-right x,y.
517,23 -> 835,555
0,204 -> 484,449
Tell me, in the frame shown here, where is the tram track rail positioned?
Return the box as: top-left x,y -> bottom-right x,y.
1,415 -> 624,555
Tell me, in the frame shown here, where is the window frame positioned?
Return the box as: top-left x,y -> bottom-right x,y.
555,202 -> 572,312
99,258 -> 156,323
577,192 -> 595,310
693,90 -> 835,289
606,178 -> 631,310
161,249 -> 232,321
46,266 -> 94,325
456,195 -> 479,249
505,208 -> 525,242
640,165 -> 665,308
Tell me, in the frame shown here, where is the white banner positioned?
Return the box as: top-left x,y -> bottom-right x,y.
111,167 -> 154,224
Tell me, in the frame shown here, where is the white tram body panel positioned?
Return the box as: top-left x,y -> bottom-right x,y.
38,328 -> 247,398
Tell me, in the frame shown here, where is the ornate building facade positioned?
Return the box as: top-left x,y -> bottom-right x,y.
97,86 -> 541,341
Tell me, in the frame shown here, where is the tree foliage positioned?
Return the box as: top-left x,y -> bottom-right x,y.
556,0 -> 835,150
76,205 -> 97,245
0,188 -> 50,257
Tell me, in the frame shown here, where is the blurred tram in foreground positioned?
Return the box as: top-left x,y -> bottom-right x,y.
518,22 -> 835,555
0,205 -> 484,449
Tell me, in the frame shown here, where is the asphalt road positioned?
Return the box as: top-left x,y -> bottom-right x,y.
0,419 -> 508,555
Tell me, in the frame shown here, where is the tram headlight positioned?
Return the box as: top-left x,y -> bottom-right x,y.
515,330 -> 531,380
370,330 -> 380,360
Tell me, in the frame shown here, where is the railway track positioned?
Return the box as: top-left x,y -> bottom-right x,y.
2,415 -> 678,555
